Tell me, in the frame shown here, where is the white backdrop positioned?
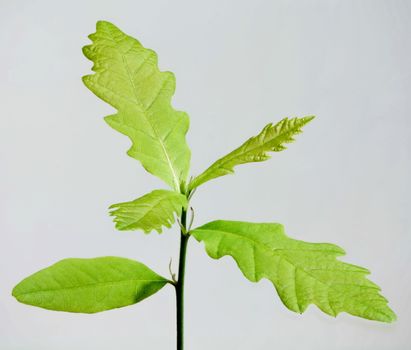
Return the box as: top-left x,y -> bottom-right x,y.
1,1 -> 410,349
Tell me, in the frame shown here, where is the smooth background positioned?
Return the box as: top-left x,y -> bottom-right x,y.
1,1 -> 410,349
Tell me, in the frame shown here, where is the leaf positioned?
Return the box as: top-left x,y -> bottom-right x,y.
12,257 -> 168,313
83,21 -> 191,191
109,189 -> 187,233
189,116 -> 314,190
191,220 -> 396,323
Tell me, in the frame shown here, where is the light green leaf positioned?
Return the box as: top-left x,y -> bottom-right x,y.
189,116 -> 314,190
12,257 -> 168,313
83,21 -> 190,191
191,220 -> 396,323
109,189 -> 187,233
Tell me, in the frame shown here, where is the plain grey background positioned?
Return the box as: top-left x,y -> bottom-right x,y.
1,0 -> 410,349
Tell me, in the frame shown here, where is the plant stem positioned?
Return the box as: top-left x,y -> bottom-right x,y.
176,209 -> 189,350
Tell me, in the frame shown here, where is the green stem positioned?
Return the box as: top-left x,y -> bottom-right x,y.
176,209 -> 189,350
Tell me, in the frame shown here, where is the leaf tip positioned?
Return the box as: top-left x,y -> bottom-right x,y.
377,305 -> 397,323
389,312 -> 397,323
11,279 -> 28,304
304,115 -> 316,123
81,74 -> 90,86
11,284 -> 19,299
96,20 -> 117,31
108,203 -> 119,210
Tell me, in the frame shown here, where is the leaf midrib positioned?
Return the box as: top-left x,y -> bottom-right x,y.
193,124 -> 292,186
113,193 -> 182,231
104,27 -> 180,191
15,278 -> 167,297
194,228 -> 372,304
213,122 -> 301,169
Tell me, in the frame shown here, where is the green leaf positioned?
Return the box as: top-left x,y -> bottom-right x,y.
83,21 -> 190,191
189,116 -> 314,190
12,257 -> 168,313
109,189 -> 187,233
191,220 -> 396,323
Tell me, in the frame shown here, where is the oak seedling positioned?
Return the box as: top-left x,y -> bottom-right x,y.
12,21 -> 396,350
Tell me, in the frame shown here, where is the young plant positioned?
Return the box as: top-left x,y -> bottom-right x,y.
12,21 -> 396,349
